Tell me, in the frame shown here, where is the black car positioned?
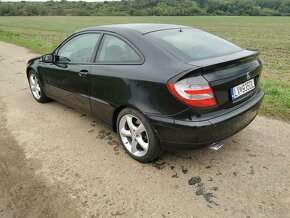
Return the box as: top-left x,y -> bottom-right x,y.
27,23 -> 264,162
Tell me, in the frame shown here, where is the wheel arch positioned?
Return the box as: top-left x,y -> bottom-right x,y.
112,104 -> 146,133
26,67 -> 33,79
26,66 -> 46,88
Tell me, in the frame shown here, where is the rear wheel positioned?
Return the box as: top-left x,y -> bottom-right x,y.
28,70 -> 49,103
117,108 -> 162,163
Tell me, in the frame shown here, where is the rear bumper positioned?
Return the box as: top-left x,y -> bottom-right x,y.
148,91 -> 264,150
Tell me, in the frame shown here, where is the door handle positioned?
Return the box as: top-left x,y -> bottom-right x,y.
79,70 -> 88,77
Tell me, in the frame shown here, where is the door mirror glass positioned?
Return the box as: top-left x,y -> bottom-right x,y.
42,54 -> 54,63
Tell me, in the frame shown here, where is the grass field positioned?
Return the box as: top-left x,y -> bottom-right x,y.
0,16 -> 289,120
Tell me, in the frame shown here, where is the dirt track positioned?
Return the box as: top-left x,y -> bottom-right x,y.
0,41 -> 290,218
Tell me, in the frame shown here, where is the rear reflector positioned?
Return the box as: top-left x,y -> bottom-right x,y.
168,77 -> 217,107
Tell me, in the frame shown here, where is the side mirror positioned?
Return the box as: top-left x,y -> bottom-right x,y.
42,54 -> 54,63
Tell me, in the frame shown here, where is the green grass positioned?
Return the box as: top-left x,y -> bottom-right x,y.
261,80 -> 290,119
0,16 -> 289,120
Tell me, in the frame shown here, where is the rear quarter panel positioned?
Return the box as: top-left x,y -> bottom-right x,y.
89,63 -> 190,124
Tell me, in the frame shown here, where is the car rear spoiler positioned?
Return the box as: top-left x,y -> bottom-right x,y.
187,49 -> 260,72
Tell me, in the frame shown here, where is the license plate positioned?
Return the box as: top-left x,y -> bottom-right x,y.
231,79 -> 255,100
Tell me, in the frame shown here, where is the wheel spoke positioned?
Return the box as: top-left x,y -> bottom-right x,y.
130,140 -> 138,153
120,127 -> 131,137
35,85 -> 41,91
136,137 -> 149,152
126,115 -> 135,132
30,77 -> 35,85
135,123 -> 145,135
34,76 -> 38,84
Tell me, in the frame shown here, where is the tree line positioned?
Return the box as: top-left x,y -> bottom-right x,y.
0,0 -> 289,16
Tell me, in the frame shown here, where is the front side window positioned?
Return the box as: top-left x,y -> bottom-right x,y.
146,29 -> 242,62
97,34 -> 141,63
57,33 -> 100,63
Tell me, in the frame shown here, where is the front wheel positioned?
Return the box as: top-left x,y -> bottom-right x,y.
117,108 -> 162,163
28,71 -> 49,103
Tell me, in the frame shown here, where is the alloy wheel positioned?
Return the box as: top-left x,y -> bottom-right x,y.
118,114 -> 149,157
29,74 -> 41,100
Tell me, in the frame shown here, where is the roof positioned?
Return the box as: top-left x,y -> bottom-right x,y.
79,23 -> 188,34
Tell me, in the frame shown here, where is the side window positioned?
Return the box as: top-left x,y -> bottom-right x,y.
97,35 -> 141,63
57,33 -> 100,63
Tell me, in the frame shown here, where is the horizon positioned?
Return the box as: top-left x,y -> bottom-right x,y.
0,0 -> 118,2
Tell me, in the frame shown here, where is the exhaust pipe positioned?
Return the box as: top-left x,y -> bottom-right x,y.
209,141 -> 223,151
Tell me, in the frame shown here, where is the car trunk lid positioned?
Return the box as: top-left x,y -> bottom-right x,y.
188,50 -> 262,109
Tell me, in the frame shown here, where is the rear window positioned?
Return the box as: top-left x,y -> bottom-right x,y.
146,29 -> 242,62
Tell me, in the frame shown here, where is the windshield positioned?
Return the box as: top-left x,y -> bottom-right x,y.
146,29 -> 242,62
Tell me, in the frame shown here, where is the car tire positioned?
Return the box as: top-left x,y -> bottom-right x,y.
28,70 -> 49,103
117,108 -> 162,163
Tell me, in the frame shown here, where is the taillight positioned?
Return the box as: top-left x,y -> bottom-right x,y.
167,76 -> 217,107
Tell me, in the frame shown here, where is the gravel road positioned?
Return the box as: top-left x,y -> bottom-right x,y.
0,41 -> 290,218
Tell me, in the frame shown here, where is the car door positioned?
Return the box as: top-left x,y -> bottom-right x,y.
90,33 -> 143,124
39,32 -> 101,112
